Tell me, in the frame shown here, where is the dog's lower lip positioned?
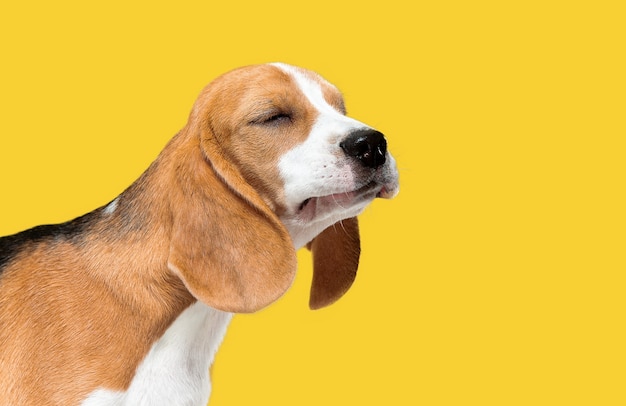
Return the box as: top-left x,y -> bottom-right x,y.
299,182 -> 379,213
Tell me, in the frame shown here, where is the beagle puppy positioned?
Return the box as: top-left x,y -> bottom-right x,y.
0,63 -> 399,405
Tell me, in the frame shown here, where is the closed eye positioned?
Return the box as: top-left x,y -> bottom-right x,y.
262,112 -> 291,125
250,110 -> 292,126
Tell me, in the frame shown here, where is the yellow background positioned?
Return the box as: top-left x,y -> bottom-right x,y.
1,1 -> 624,405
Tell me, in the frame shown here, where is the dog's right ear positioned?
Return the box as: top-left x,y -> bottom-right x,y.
307,217 -> 361,310
167,126 -> 297,314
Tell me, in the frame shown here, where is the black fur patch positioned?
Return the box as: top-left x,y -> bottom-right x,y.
0,212 -> 94,274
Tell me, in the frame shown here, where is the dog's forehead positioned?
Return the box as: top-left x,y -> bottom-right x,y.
223,64 -> 344,115
195,63 -> 346,128
269,63 -> 346,114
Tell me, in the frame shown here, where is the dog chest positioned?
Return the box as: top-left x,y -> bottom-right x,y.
81,303 -> 232,406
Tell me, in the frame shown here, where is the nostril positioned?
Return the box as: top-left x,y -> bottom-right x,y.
340,128 -> 387,169
340,136 -> 369,157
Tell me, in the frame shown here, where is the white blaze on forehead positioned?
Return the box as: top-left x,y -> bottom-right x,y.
271,63 -> 344,117
271,63 -> 368,130
271,63 -> 373,149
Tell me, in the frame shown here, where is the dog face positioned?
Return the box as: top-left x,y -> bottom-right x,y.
170,63 -> 399,311
192,63 -> 399,249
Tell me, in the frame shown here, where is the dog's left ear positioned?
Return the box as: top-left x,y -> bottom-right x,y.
307,217 -> 361,310
167,127 -> 297,313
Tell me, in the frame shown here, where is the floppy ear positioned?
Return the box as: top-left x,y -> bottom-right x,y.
307,217 -> 361,310
167,129 -> 297,313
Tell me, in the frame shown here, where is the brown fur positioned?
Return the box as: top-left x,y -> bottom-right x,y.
0,157 -> 195,403
308,217 -> 360,309
0,64 -> 361,404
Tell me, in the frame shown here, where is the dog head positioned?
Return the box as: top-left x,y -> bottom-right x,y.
168,63 -> 399,312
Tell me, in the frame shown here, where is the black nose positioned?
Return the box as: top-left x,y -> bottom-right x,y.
340,129 -> 387,169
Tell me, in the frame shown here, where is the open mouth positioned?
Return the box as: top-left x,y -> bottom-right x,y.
297,181 -> 382,216
299,198 -> 313,211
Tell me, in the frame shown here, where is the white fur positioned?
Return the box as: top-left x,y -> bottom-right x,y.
103,198 -> 119,215
81,303 -> 232,406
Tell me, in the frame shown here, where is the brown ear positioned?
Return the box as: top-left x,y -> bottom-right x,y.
307,217 -> 361,310
167,130 -> 297,313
